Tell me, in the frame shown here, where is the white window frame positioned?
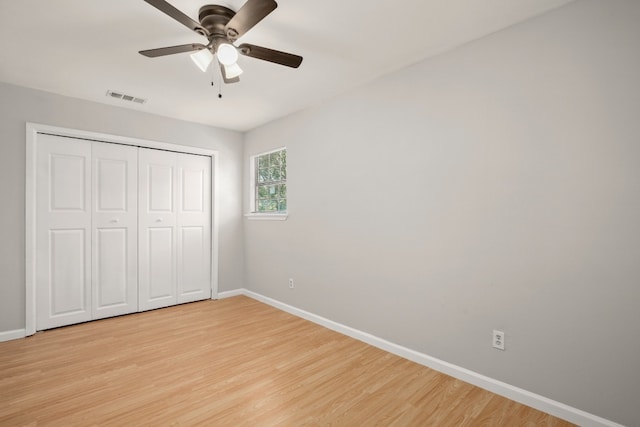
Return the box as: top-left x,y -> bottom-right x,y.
245,147 -> 288,221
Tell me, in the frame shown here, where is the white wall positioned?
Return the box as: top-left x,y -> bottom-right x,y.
0,83 -> 245,333
243,1 -> 640,425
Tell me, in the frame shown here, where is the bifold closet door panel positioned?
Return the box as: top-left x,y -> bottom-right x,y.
177,153 -> 211,304
35,136 -> 213,329
138,148 -> 178,311
92,142 -> 138,319
36,134 -> 92,330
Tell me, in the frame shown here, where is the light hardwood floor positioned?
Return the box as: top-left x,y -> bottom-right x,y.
0,296 -> 574,426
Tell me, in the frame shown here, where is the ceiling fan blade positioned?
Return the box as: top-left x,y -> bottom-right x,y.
224,0 -> 277,40
238,43 -> 303,68
144,0 -> 209,37
139,43 -> 207,58
219,63 -> 240,84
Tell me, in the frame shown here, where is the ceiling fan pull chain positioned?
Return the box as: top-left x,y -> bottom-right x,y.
209,61 -> 222,98
217,64 -> 223,99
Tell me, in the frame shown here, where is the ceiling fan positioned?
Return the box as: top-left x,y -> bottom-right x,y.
139,0 -> 303,83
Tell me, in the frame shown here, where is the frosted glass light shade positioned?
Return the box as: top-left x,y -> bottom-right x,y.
190,48 -> 214,72
223,62 -> 243,79
217,43 -> 239,66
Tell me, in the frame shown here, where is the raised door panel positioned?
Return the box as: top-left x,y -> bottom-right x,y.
149,165 -> 174,212
36,134 -> 92,330
96,159 -> 127,211
95,229 -> 128,306
50,229 -> 87,315
177,153 -> 211,303
180,226 -> 205,293
139,148 -> 178,311
147,228 -> 174,298
50,154 -> 86,211
92,142 -> 138,319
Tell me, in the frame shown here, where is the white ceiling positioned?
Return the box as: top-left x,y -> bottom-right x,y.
0,0 -> 572,132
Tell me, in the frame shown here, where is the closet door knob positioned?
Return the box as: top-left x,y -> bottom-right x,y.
156,218 -> 163,222
110,218 -> 119,223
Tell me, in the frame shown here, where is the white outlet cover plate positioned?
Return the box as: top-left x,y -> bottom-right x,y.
493,330 -> 505,350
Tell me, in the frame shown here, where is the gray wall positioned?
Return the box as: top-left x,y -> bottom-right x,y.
243,1 -> 640,425
0,83 -> 245,332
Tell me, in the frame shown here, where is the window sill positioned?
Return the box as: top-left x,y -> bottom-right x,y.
244,212 -> 288,221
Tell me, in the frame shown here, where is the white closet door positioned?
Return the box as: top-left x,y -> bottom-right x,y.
138,148 -> 178,311
92,142 -> 138,319
177,153 -> 211,303
36,134 -> 92,330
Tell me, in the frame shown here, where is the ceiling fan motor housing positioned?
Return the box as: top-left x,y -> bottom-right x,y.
199,5 -> 237,40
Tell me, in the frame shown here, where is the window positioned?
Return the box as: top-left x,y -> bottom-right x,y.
253,148 -> 286,213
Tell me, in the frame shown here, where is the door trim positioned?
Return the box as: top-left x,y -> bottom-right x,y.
25,122 -> 220,336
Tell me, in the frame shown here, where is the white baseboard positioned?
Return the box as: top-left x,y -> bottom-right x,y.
227,288 -> 620,427
0,329 -> 26,343
217,289 -> 245,299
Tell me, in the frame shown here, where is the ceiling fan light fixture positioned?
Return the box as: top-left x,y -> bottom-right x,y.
190,48 -> 214,72
216,43 -> 239,66
223,62 -> 244,79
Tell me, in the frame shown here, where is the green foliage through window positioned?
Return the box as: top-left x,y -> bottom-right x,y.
255,148 -> 286,212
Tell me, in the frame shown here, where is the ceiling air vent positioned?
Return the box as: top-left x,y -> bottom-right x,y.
106,90 -> 147,105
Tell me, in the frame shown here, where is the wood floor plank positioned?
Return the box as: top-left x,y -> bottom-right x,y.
0,296 -> 575,426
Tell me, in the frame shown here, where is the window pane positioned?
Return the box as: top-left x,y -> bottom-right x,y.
258,186 -> 269,199
258,155 -> 269,169
258,199 -> 276,212
269,152 -> 281,166
270,166 -> 280,181
258,185 -> 277,200
258,168 -> 269,183
260,200 -> 277,212
279,184 -> 287,198
278,199 -> 287,211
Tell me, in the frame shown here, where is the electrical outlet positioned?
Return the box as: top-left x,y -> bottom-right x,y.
492,330 -> 505,351
288,278 -> 295,289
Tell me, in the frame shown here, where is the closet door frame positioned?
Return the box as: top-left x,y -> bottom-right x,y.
25,122 -> 219,336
